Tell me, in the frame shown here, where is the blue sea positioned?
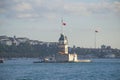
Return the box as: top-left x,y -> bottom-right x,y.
0,58 -> 120,80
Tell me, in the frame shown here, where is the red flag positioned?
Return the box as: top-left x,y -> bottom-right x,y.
95,30 -> 98,33
61,19 -> 66,26
62,22 -> 66,26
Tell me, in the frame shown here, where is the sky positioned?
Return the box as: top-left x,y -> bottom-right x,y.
0,0 -> 120,49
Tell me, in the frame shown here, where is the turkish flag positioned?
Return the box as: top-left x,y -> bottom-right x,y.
61,19 -> 66,26
62,22 -> 66,26
95,30 -> 98,33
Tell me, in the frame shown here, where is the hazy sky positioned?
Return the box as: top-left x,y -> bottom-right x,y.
0,0 -> 120,49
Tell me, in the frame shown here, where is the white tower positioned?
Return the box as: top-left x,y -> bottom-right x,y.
58,33 -> 68,54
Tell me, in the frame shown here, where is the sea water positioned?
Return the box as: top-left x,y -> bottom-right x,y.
0,58 -> 120,80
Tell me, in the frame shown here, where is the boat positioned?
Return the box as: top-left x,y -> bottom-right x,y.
0,59 -> 4,63
33,61 -> 43,63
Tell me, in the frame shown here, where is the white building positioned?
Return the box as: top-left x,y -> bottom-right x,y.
29,40 -> 40,45
17,37 -> 29,43
0,39 -> 12,46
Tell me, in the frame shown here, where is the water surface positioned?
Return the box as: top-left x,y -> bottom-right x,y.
0,58 -> 120,80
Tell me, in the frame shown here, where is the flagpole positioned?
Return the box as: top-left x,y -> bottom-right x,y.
61,18 -> 63,34
95,31 -> 96,48
61,18 -> 66,34
61,18 -> 64,34
94,30 -> 98,48
61,23 -> 63,34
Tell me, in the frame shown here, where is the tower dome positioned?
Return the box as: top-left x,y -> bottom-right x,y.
59,34 -> 67,41
59,34 -> 68,45
58,33 -> 68,54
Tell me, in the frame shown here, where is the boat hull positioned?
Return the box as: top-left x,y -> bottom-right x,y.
0,59 -> 4,63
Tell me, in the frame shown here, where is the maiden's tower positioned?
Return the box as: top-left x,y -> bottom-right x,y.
55,33 -> 78,62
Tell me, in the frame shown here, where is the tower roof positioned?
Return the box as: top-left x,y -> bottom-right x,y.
59,34 -> 67,41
